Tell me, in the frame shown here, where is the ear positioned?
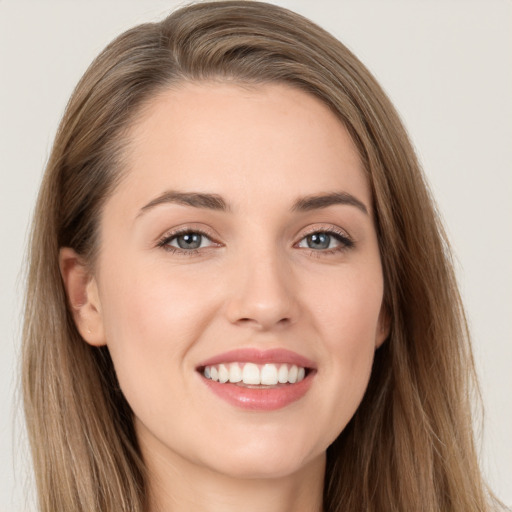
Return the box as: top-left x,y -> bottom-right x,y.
375,305 -> 391,349
59,247 -> 106,346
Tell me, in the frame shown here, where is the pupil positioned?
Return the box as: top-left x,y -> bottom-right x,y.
308,233 -> 330,249
177,233 -> 202,249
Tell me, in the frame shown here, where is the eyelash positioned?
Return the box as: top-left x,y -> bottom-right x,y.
298,226 -> 354,257
156,226 -> 355,257
156,227 -> 219,256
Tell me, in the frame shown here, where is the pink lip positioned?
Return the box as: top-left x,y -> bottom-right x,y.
197,348 -> 316,369
197,348 -> 316,411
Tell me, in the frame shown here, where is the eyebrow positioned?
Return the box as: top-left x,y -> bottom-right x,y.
137,190 -> 368,217
291,192 -> 368,215
138,191 -> 230,216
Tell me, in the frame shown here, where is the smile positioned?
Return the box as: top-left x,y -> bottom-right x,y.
197,348 -> 316,410
202,362 -> 306,385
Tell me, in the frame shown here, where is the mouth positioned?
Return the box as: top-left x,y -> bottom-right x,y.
196,348 -> 316,410
199,362 -> 310,386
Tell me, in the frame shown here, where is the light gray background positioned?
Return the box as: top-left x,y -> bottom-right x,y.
1,1 -> 511,510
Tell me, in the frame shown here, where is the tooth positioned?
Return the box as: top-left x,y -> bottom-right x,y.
228,363 -> 242,383
288,365 -> 298,383
242,363 -> 260,385
218,364 -> 229,383
205,361 -> 306,385
277,364 -> 288,384
261,364 -> 278,385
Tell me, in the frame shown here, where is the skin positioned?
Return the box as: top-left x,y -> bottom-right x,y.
60,82 -> 389,512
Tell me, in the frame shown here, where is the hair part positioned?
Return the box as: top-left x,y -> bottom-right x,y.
23,1 -> 499,511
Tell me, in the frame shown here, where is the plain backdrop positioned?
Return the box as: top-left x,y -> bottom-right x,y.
1,0 -> 511,510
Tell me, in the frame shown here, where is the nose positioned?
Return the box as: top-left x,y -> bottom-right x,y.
224,248 -> 299,331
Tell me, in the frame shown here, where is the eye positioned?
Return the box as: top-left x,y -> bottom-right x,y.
297,230 -> 354,252
158,230 -> 216,252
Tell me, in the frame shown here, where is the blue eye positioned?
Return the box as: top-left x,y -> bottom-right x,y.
160,231 -> 215,252
172,232 -> 204,250
297,231 -> 353,251
303,233 -> 332,250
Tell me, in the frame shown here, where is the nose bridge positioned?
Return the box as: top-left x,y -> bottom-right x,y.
225,236 -> 298,330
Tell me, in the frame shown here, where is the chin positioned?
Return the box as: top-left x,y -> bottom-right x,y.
199,437 -> 325,480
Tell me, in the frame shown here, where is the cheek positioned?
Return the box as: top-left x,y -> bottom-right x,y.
307,267 -> 383,428
101,258 -> 215,337
97,263 -> 218,402
310,263 -> 384,348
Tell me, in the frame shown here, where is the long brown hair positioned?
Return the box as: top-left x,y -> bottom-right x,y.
22,1 -> 499,510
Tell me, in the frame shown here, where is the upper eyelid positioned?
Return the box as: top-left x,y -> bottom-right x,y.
157,225 -> 219,243
296,224 -> 352,241
156,223 -> 353,247
157,229 -> 220,254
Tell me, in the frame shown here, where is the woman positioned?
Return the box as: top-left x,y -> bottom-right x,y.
22,1 -> 502,511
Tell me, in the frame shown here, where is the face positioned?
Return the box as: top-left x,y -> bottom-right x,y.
77,82 -> 387,480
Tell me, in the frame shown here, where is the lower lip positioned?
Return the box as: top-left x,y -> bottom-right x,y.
201,372 -> 315,411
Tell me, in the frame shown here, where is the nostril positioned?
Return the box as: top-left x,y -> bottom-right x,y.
225,285 -> 299,329
234,316 -> 292,330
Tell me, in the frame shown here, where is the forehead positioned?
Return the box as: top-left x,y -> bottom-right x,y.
112,81 -> 370,215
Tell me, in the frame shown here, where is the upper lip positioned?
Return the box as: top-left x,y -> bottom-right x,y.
196,348 -> 316,370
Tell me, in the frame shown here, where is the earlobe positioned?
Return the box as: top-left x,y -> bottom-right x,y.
59,247 -> 106,346
375,306 -> 391,349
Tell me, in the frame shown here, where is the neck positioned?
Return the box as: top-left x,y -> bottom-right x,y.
143,444 -> 325,512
